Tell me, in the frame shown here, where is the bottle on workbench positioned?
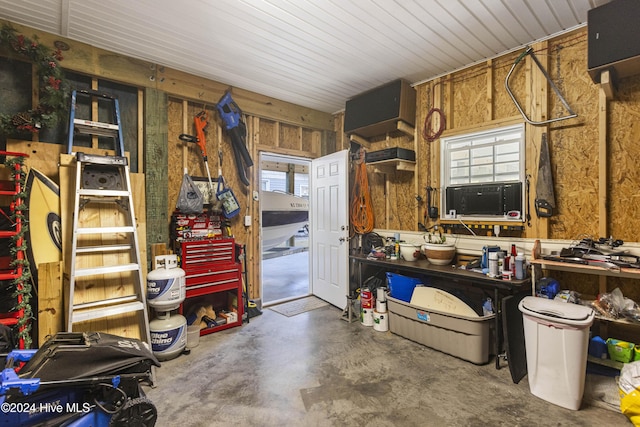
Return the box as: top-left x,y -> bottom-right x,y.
489,252 -> 499,278
515,252 -> 526,280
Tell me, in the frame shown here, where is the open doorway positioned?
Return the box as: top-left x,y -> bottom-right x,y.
260,153 -> 311,305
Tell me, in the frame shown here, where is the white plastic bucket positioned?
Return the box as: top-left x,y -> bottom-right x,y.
373,310 -> 389,332
361,307 -> 374,326
187,325 -> 200,348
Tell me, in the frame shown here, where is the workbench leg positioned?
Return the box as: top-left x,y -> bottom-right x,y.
495,288 -> 502,370
341,259 -> 362,323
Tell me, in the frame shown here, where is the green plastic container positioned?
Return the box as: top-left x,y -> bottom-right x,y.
607,338 -> 635,363
634,344 -> 640,362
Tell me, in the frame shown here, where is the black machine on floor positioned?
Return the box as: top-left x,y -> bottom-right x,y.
0,332 -> 160,426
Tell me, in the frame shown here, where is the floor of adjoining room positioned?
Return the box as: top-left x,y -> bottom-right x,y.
262,249 -> 309,304
145,303 -> 627,427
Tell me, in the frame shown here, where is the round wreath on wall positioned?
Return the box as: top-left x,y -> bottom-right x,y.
0,25 -> 67,135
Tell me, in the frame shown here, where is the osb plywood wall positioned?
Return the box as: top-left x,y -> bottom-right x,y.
165,100 -> 329,299
413,27 -> 640,244
492,53 -> 523,120
546,32 -> 600,240
347,27 -> 640,303
609,76 -> 640,238
362,131 -> 416,232
0,19 -> 336,332
451,63 -> 488,128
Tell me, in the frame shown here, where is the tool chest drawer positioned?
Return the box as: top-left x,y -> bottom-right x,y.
184,264 -> 241,290
179,238 -> 236,272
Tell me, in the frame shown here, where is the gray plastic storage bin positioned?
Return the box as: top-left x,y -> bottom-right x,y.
387,295 -> 494,364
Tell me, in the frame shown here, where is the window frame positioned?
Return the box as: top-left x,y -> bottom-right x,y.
440,123 -> 526,220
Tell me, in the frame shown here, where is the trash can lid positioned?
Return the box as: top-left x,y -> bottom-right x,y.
519,296 -> 595,323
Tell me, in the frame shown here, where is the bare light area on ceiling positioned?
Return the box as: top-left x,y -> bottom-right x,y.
0,0 -> 610,113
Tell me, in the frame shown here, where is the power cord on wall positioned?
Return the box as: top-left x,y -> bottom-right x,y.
458,218 -> 477,236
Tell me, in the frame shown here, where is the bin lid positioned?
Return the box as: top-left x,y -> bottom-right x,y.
519,296 -> 594,325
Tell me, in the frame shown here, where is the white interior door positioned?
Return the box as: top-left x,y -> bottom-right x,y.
310,150 -> 349,309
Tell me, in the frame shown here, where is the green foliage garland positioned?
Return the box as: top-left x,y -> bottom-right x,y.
0,24 -> 67,135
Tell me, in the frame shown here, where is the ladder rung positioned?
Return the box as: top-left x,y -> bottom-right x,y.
76,226 -> 135,235
0,230 -> 17,238
71,300 -> 145,323
74,119 -> 119,137
78,189 -> 129,197
76,244 -> 133,254
73,295 -> 138,310
74,263 -> 140,277
77,153 -> 127,166
74,119 -> 119,130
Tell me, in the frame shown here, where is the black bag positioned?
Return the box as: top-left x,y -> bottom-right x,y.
362,232 -> 384,253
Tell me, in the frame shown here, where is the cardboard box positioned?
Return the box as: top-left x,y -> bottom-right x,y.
220,312 -> 237,324
387,295 -> 494,364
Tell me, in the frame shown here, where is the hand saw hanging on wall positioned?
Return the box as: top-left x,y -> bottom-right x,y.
535,132 -> 555,217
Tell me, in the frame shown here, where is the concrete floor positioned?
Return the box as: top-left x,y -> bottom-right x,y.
144,303 -> 628,427
262,248 -> 310,304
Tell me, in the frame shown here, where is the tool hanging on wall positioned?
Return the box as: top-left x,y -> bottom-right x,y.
215,91 -> 253,186
350,148 -> 374,234
535,132 -> 556,217
505,46 -> 578,126
215,149 -> 241,219
525,174 -> 532,227
179,111 -> 215,204
426,186 -> 438,219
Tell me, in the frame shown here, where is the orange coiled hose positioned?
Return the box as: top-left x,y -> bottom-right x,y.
350,151 -> 374,234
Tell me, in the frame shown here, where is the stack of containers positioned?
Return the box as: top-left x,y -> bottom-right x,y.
147,254 -> 188,361
373,287 -> 389,332
360,287 -> 374,326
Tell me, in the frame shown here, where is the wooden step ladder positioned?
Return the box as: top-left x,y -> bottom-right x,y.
65,89 -> 151,347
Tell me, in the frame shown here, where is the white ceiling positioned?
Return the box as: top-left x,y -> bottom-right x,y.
0,0 -> 610,114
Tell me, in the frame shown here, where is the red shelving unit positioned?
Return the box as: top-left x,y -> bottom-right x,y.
0,151 -> 30,349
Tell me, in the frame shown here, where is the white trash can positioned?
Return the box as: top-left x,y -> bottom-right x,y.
518,296 -> 595,410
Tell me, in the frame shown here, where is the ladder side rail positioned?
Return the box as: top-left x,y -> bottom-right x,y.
66,90 -> 78,155
66,159 -> 83,331
113,98 -> 125,157
123,165 -> 152,345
